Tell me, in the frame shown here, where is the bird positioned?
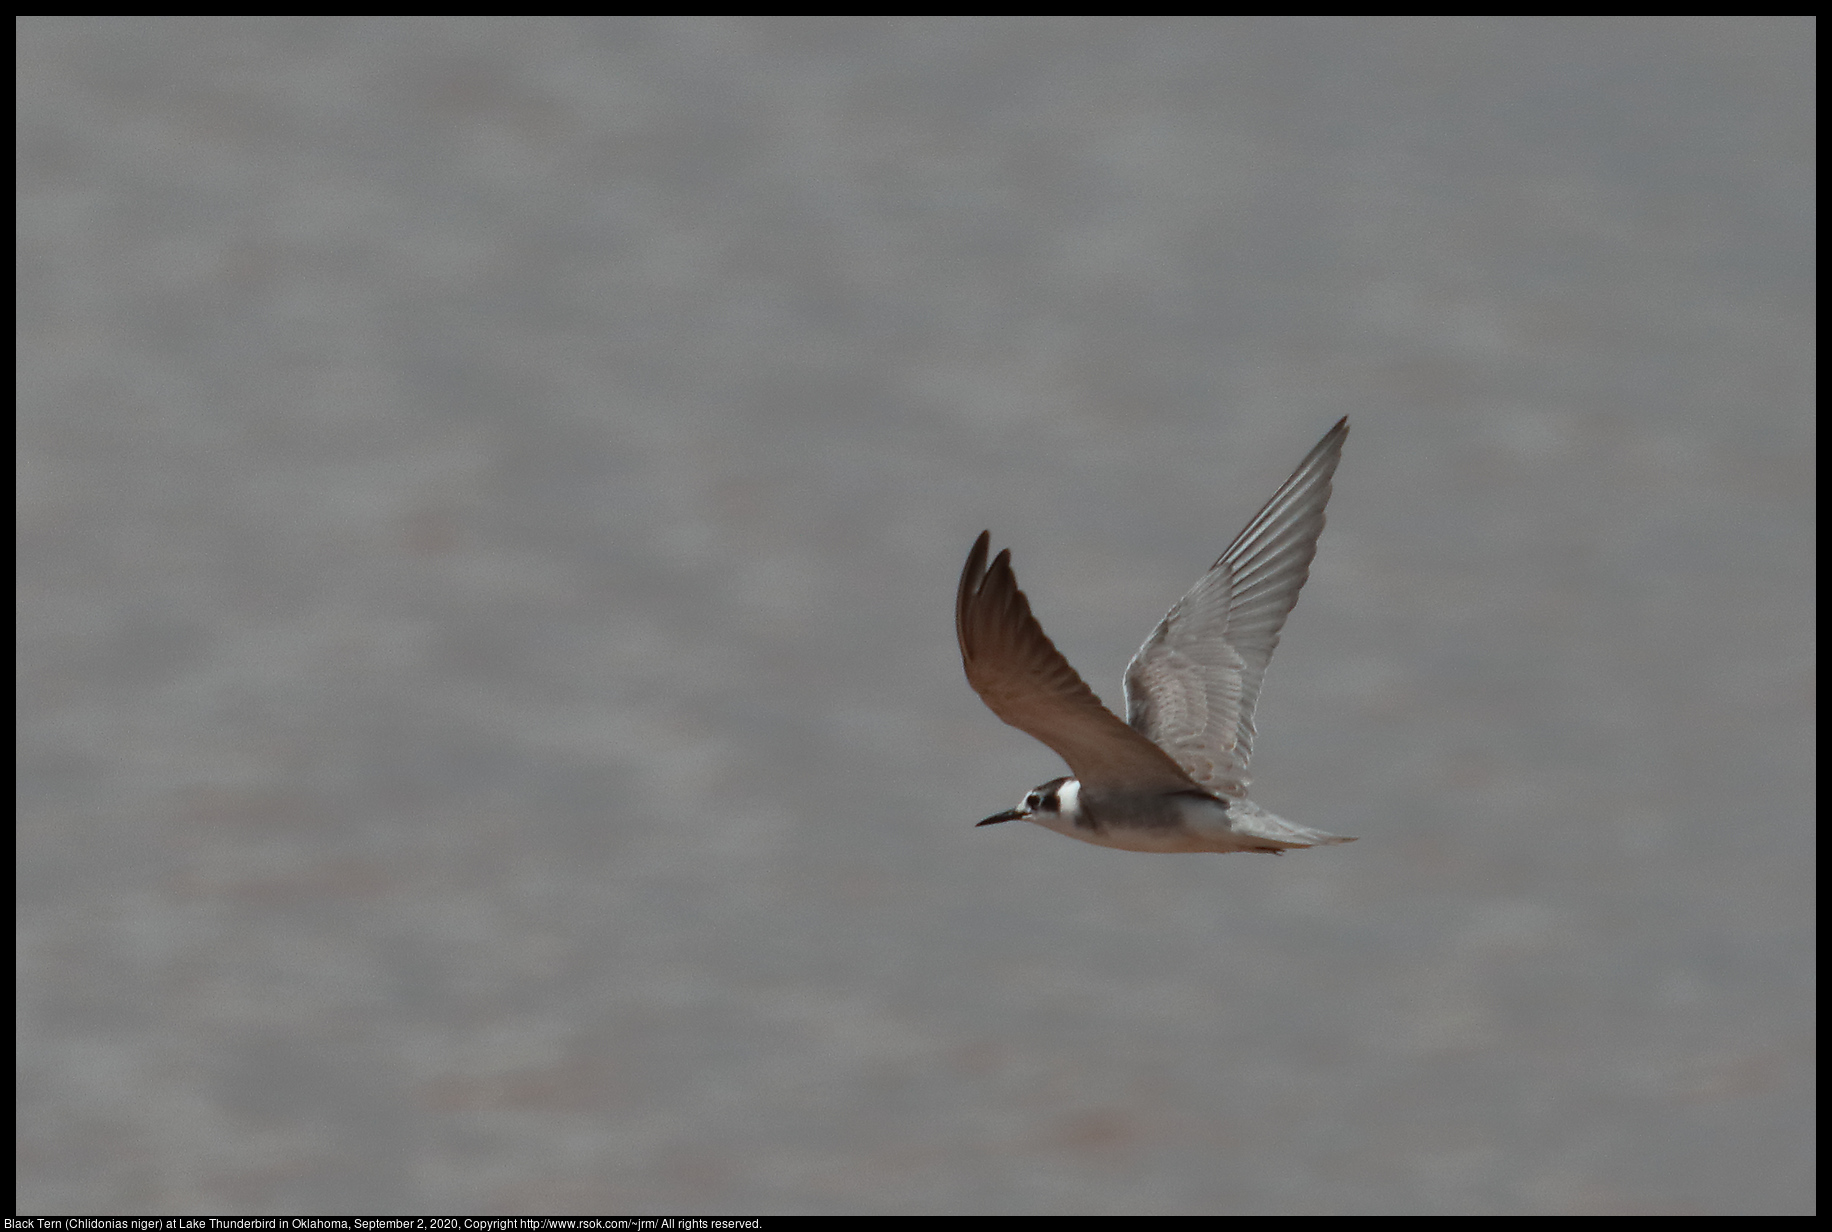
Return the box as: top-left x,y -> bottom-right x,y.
955,417 -> 1353,854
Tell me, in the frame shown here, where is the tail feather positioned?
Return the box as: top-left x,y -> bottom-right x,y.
1228,800 -> 1355,851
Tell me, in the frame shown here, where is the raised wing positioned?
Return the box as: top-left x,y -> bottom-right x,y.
957,531 -> 1198,795
1123,417 -> 1347,798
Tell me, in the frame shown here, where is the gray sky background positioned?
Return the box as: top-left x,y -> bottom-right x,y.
17,17 -> 1814,1214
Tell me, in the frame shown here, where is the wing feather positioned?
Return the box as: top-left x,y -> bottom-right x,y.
1123,418 -> 1347,797
957,532 -> 1197,795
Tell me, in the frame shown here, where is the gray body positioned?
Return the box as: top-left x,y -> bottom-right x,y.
958,419 -> 1354,855
987,775 -> 1349,855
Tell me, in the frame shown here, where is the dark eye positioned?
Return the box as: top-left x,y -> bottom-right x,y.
1025,794 -> 1040,809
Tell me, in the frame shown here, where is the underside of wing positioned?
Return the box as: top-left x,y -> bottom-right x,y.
957,531 -> 1198,795
1124,418 -> 1348,797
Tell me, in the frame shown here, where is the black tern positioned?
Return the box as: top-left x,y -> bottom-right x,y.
956,417 -> 1353,854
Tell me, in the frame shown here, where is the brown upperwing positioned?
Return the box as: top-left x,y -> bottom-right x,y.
956,531 -> 1201,795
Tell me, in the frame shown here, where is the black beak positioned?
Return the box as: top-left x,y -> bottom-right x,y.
976,809 -> 1024,827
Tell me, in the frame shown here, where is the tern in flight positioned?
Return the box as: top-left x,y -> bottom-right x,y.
956,418 -> 1354,854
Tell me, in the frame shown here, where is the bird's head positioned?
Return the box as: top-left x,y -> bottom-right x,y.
977,775 -> 1080,829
